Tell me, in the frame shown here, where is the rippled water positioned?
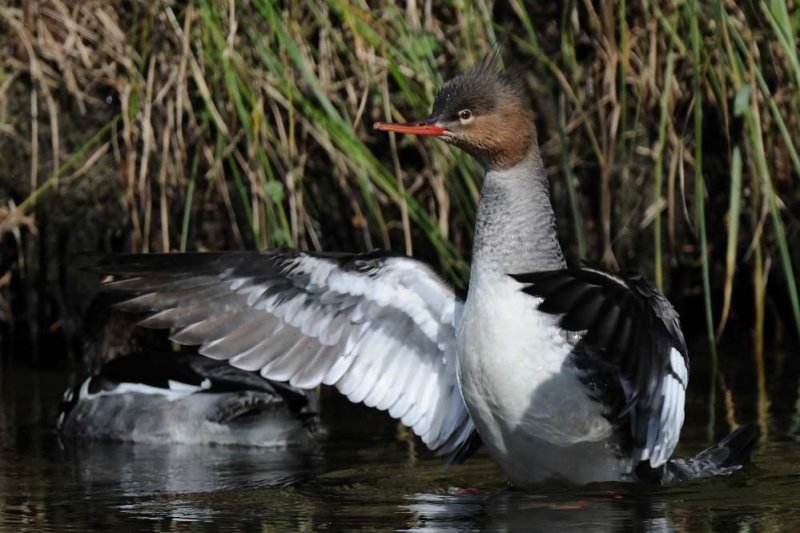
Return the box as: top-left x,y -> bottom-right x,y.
2,355 -> 799,531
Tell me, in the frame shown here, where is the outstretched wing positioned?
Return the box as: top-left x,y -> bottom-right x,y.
95,250 -> 474,457
512,268 -> 688,468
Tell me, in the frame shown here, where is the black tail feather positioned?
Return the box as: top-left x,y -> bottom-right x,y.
712,422 -> 760,469
637,422 -> 759,485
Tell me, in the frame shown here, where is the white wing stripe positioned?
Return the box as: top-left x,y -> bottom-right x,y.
107,252 -> 475,456
289,344 -> 335,389
643,346 -> 688,466
670,347 -> 688,385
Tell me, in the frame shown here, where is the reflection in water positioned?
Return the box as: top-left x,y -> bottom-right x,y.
59,439 -> 321,496
404,490 -> 673,532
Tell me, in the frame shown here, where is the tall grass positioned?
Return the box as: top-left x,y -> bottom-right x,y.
1,1 -> 799,365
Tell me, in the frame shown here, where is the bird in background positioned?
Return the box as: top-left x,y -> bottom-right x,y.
94,57 -> 757,486
58,293 -> 320,447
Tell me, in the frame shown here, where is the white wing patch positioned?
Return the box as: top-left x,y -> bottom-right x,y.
639,346 -> 687,467
105,252 -> 474,455
78,377 -> 201,402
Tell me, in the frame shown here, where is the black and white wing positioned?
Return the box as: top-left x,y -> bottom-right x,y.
512,268 -> 689,468
95,250 -> 474,457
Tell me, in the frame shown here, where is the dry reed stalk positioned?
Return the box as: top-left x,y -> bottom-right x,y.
0,1 -> 797,366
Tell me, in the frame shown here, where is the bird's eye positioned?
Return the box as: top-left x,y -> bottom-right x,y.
458,109 -> 473,122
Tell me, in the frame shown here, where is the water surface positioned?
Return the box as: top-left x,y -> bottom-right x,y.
1,354 -> 799,531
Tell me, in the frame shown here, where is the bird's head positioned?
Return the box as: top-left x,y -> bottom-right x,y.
375,60 -> 537,171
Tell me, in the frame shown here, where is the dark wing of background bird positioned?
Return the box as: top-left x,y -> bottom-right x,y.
94,250 -> 475,458
57,350 -> 320,431
511,268 -> 689,468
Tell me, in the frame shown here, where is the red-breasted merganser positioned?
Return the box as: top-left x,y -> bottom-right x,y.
95,61 -> 756,485
58,294 -> 320,447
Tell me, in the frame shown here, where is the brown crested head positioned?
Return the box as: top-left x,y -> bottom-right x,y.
375,60 -> 537,171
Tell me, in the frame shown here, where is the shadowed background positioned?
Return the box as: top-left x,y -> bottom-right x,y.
0,0 -> 798,381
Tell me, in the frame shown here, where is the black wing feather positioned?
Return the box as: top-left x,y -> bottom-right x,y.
511,267 -> 689,467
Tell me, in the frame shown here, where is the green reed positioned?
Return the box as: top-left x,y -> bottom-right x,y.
2,0 -> 799,361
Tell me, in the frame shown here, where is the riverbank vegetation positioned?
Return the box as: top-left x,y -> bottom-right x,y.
0,1 -> 798,371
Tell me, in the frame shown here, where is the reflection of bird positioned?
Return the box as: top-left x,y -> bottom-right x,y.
63,441 -> 318,498
93,59 -> 756,485
403,490 -> 674,533
57,295 -> 320,447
